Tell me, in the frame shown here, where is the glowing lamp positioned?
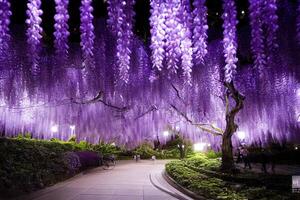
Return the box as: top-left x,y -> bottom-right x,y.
70,125 -> 75,131
296,88 -> 300,97
193,143 -> 206,152
163,131 -> 169,137
51,125 -> 59,133
236,131 -> 246,140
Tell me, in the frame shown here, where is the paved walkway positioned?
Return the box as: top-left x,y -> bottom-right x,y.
17,160 -> 192,200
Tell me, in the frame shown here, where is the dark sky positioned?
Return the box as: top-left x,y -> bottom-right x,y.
9,0 -> 251,42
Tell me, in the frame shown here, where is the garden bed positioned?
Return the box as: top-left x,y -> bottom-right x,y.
0,137 -> 101,197
165,152 -> 298,200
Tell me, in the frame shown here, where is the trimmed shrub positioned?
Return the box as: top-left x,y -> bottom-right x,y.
0,137 -> 99,197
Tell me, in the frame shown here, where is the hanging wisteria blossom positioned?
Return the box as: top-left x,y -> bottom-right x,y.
115,0 -> 135,84
221,0 -> 238,83
263,0 -> 278,62
164,0 -> 182,74
249,0 -> 266,70
54,0 -> 70,57
107,0 -> 118,34
26,0 -> 43,73
180,0 -> 193,85
192,0 -> 208,65
150,0 -> 166,71
0,0 -> 12,56
80,0 -> 95,63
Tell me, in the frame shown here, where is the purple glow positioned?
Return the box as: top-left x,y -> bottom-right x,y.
263,0 -> 278,63
117,0 -> 135,84
192,0 -> 208,65
26,0 -> 43,73
0,0 -> 11,57
221,0 -> 238,83
150,0 -> 166,71
249,0 -> 266,71
164,0 -> 182,74
54,0 -> 70,57
180,0 -> 193,85
0,1 -> 298,150
80,0 -> 95,63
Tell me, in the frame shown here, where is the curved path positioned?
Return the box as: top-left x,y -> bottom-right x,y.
19,160 -> 192,200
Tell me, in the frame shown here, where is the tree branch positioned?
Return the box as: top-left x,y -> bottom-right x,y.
170,104 -> 223,136
71,91 -> 129,112
134,105 -> 158,120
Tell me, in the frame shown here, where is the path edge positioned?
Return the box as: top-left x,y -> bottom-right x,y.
162,170 -> 206,200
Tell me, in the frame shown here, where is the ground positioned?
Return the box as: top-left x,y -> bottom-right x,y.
16,160 -> 191,200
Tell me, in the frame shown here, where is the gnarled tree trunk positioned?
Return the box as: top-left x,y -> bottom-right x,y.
221,82 -> 245,172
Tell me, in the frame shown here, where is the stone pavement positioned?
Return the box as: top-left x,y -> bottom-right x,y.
17,160 -> 192,200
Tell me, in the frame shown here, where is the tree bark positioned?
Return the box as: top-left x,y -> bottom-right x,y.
221,82 -> 245,172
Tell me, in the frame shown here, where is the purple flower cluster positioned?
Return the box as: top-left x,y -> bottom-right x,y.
192,0 -> 208,65
149,0 -> 195,84
164,0 -> 182,74
249,0 -> 278,70
150,0 -> 166,71
249,0 -> 266,70
180,0 -> 193,85
26,0 -> 43,50
114,0 -> 135,84
221,0 -> 238,83
107,0 -> 118,35
26,0 -> 43,73
80,0 -> 95,61
54,0 -> 70,57
263,0 -> 278,62
0,0 -> 11,56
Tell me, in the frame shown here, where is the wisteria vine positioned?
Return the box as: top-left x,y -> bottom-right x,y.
26,0 -> 43,73
150,0 -> 166,71
180,0 -> 193,85
107,0 -> 118,35
192,0 -> 208,65
263,0 -> 278,63
54,0 -> 70,57
115,0 -> 135,84
80,0 -> 95,63
221,0 -> 238,83
164,0 -> 182,74
0,0 -> 11,56
249,0 -> 266,70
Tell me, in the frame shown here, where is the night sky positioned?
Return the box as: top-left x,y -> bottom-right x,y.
9,0 -> 252,43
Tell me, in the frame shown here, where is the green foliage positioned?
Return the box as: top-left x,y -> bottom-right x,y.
0,137 -> 75,196
185,153 -> 221,170
92,142 -> 121,156
163,134 -> 193,157
205,150 -> 222,159
134,142 -> 159,159
133,142 -> 190,159
166,153 -> 294,200
166,161 -> 245,199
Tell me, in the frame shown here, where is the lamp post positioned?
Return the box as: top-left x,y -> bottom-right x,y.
177,144 -> 185,159
51,125 -> 58,133
70,125 -> 75,135
163,130 -> 169,144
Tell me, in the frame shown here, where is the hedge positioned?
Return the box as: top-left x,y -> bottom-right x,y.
0,137 -> 101,197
